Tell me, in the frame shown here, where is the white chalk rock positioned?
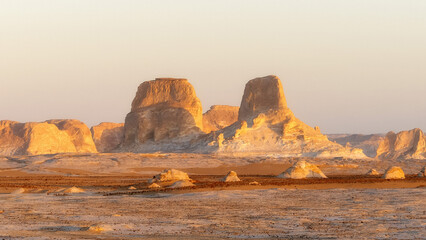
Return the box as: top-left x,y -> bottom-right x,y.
150,169 -> 191,183
167,180 -> 195,188
277,160 -> 327,179
221,171 -> 241,182
383,166 -> 405,179
366,169 -> 380,176
148,183 -> 161,189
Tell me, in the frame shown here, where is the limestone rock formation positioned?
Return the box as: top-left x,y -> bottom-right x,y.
277,160 -> 327,179
167,180 -> 195,188
123,78 -> 203,151
418,166 -> 426,177
328,134 -> 384,157
203,105 -> 239,133
46,119 -> 97,153
149,169 -> 192,183
202,75 -> 366,158
366,169 -> 380,176
90,122 -> 124,152
383,166 -> 405,179
0,120 -> 97,156
221,171 -> 241,182
148,183 -> 161,189
0,120 -> 76,156
376,128 -> 426,160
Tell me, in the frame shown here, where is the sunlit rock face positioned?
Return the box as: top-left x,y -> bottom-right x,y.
203,75 -> 366,159
90,122 -> 124,152
0,120 -> 76,155
123,78 -> 204,151
383,166 -> 405,180
327,134 -> 384,158
203,105 -> 239,133
277,160 -> 327,179
221,171 -> 241,182
46,119 -> 97,153
376,128 -> 426,160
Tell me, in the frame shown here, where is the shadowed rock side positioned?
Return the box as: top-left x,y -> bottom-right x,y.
327,134 -> 384,157
198,75 -> 366,158
376,128 -> 426,160
203,105 -> 239,133
122,78 -> 204,152
90,122 -> 124,152
0,120 -> 97,156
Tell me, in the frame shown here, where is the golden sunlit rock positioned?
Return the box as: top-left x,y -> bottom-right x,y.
91,122 -> 124,152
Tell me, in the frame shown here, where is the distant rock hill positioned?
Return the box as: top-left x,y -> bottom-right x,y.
376,128 -> 425,160
202,105 -> 239,133
327,134 -> 384,157
0,119 -> 97,156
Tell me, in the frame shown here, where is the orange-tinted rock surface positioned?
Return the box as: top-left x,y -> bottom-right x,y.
203,105 -> 239,133
376,128 -> 426,160
90,122 -> 124,152
123,78 -> 203,150
328,134 -> 384,157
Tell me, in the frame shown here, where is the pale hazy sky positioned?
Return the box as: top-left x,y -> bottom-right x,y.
1,0 -> 425,134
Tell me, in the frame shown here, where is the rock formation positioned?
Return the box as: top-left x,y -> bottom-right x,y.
202,75 -> 366,158
221,171 -> 241,182
123,78 -> 204,151
148,183 -> 161,189
149,169 -> 192,183
277,160 -> 327,179
418,166 -> 426,177
0,120 -> 97,156
167,180 -> 195,188
328,134 -> 384,157
46,119 -> 97,153
203,105 -> 239,133
383,166 -> 405,180
376,128 -> 426,160
366,169 -> 380,176
90,122 -> 124,152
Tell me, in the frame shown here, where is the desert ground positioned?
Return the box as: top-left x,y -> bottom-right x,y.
0,153 -> 425,239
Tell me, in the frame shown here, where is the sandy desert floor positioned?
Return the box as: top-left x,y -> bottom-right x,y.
0,153 -> 425,239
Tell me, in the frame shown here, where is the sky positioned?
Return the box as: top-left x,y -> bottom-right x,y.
1,0 -> 425,134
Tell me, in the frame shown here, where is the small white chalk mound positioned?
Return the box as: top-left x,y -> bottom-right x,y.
417,166 -> 425,177
249,181 -> 261,186
383,166 -> 405,179
11,188 -> 26,194
221,171 -> 241,182
148,183 -> 161,189
150,169 -> 191,183
366,169 -> 380,176
62,187 -> 85,193
277,160 -> 327,179
128,186 -> 137,190
167,180 -> 195,189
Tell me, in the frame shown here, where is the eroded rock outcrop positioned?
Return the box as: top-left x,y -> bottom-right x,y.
46,119 -> 97,153
90,122 -> 124,152
366,169 -> 380,176
203,105 -> 239,133
202,75 -> 366,158
123,78 -> 203,151
149,169 -> 192,183
0,120 -> 84,156
221,171 -> 241,182
328,134 -> 384,158
376,128 -> 426,160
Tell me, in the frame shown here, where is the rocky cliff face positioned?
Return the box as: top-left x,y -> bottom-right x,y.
122,78 -> 204,151
202,105 -> 239,133
376,128 -> 426,160
0,120 -> 98,156
201,75 -> 366,158
46,119 -> 97,153
90,122 -> 124,152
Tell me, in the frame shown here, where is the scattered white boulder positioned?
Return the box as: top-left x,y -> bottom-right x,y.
221,171 -> 241,182
418,166 -> 425,177
148,183 -> 161,189
149,169 -> 192,183
383,166 -> 405,180
249,181 -> 261,186
277,160 -> 327,179
167,180 -> 195,188
62,187 -> 85,194
10,188 -> 26,194
366,169 -> 380,176
128,186 -> 137,190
